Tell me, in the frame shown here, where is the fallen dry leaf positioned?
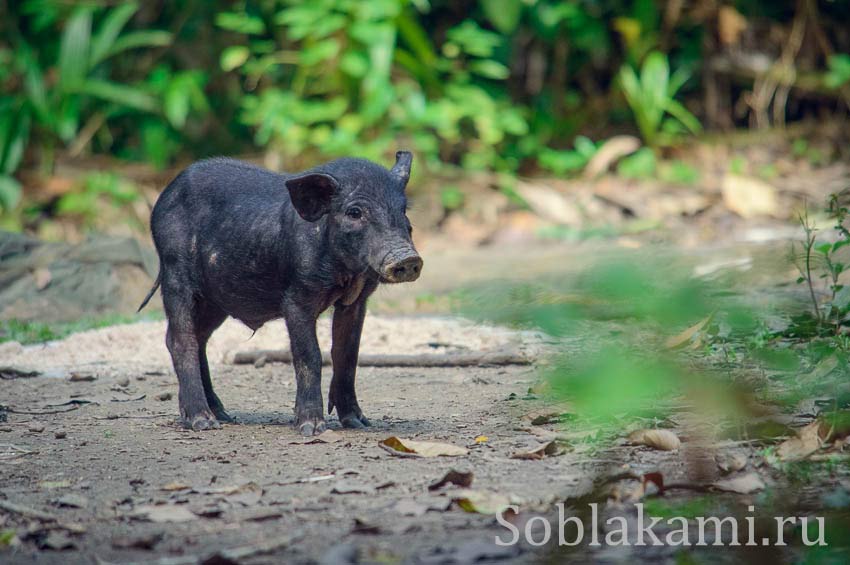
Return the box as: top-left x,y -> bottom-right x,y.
524,410 -> 563,426
133,504 -> 198,523
665,315 -> 712,349
715,451 -> 748,474
161,481 -> 190,492
428,470 -> 474,491
514,182 -> 581,226
584,135 -> 641,177
351,517 -> 380,535
379,437 -> 468,458
643,472 -> 665,495
627,429 -> 681,451
452,489 -> 517,515
776,420 -> 824,462
474,435 -> 488,444
331,481 -> 374,495
68,372 -> 96,382
721,174 -> 779,219
510,440 -> 565,460
713,472 -> 765,494
243,508 -> 283,522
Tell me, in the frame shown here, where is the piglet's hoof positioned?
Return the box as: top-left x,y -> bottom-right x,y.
212,406 -> 234,423
340,414 -> 371,429
182,410 -> 222,431
297,417 -> 327,436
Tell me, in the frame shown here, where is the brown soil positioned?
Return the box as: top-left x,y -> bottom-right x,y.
0,316 -> 590,564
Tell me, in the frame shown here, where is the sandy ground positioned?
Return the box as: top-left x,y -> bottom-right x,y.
2,241 -> 844,563
0,316 -> 601,564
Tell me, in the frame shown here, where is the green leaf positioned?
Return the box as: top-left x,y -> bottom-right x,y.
16,46 -> 49,123
445,20 -> 501,58
441,185 -> 464,210
0,175 -> 22,212
539,148 -> 587,174
816,243 -> 833,255
481,0 -> 522,34
70,79 -> 158,113
340,50 -> 370,78
617,147 -> 656,179
299,39 -> 340,66
216,12 -> 265,35
574,136 -> 597,159
0,111 -> 30,175
220,45 -> 250,71
89,2 -> 138,68
58,7 -> 92,89
665,99 -> 702,134
825,54 -> 850,89
164,85 -> 189,129
833,240 -> 850,252
469,60 -> 510,80
102,30 -> 172,60
667,66 -> 691,97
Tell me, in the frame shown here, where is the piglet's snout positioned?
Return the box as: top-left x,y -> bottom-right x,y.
381,252 -> 423,283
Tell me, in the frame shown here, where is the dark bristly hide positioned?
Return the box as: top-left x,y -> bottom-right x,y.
140,151 -> 422,434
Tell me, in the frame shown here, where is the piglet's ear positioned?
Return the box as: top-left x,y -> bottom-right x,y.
285,172 -> 338,222
391,150 -> 413,186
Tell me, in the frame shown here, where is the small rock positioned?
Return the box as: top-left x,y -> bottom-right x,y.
112,532 -> 164,550
54,494 -> 89,509
69,372 -> 96,382
116,377 -> 130,387
254,355 -> 268,369
27,423 -> 46,433
40,531 -> 76,551
155,392 -> 173,401
54,430 -> 67,439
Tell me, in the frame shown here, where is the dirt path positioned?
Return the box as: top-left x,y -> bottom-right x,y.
3,239 -> 843,563
0,316 -> 600,564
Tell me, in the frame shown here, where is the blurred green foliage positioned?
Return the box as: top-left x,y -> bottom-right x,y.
1,0 -> 848,217
461,233 -> 850,432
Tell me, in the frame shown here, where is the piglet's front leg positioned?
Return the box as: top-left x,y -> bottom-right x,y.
284,301 -> 326,436
329,298 -> 370,429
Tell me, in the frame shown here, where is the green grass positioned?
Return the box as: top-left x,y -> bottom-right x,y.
0,311 -> 164,345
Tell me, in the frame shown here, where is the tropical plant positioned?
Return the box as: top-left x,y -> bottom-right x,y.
618,51 -> 701,148
0,1 -> 171,211
226,1 -> 528,173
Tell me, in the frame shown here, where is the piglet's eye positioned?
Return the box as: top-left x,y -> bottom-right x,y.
345,207 -> 363,219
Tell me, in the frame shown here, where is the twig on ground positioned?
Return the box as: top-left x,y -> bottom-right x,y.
232,349 -> 531,367
0,443 -> 36,461
4,405 -> 82,415
92,414 -> 170,420
0,500 -> 58,521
